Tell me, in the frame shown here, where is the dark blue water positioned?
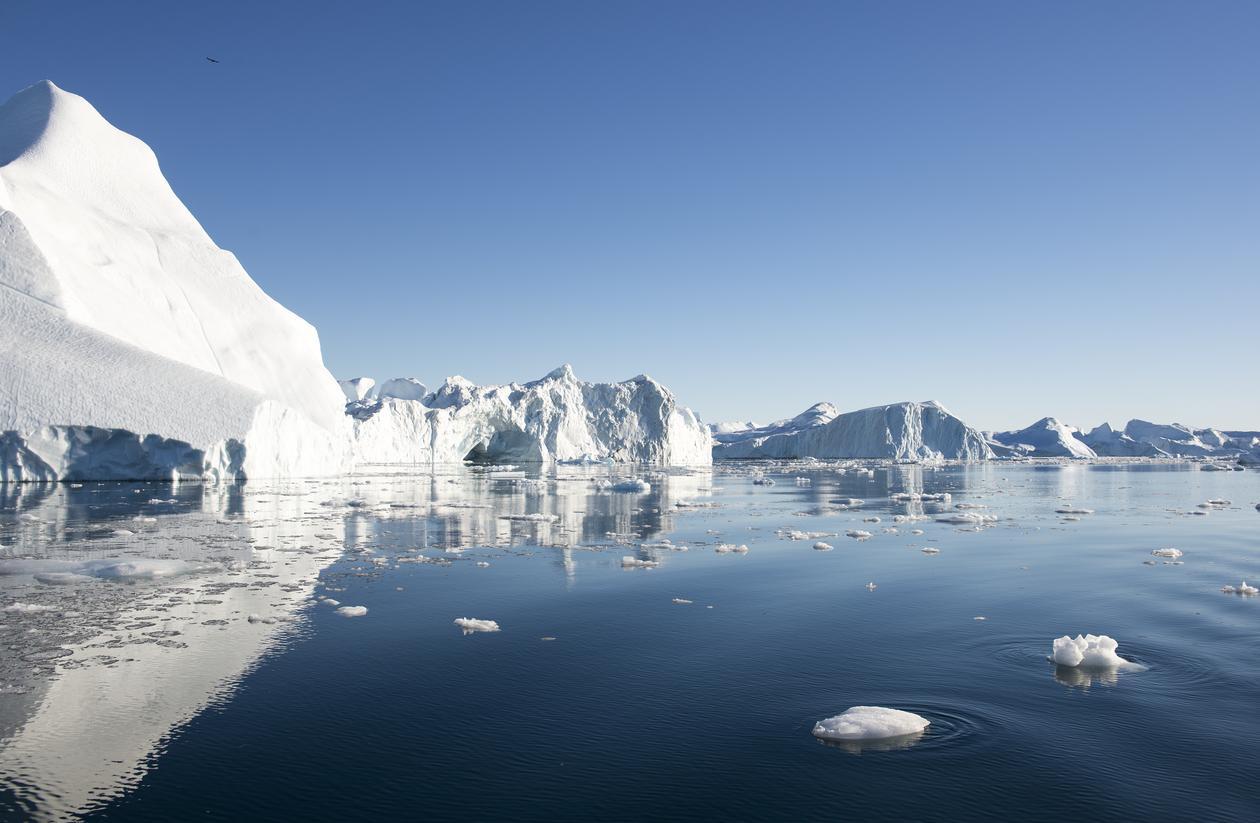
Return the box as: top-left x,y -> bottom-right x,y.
2,463 -> 1258,821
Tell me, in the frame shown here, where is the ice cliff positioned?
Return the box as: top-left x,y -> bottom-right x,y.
349,365 -> 711,466
712,401 -> 992,461
0,81 -> 351,481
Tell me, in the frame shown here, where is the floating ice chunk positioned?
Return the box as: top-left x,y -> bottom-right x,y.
336,606 -> 368,618
845,530 -> 872,540
834,498 -> 864,506
935,512 -> 996,525
3,603 -> 56,614
1151,548 -> 1183,559
320,598 -> 341,607
1222,581 -> 1258,595
454,617 -> 500,633
752,477 -> 775,486
502,513 -> 559,522
863,516 -> 880,523
911,529 -> 925,536
621,556 -> 660,567
811,706 -> 929,741
611,479 -> 651,493
714,544 -> 749,554
1050,634 -> 1142,669
865,582 -> 877,590
921,547 -> 940,555
672,598 -> 693,605
1055,507 -> 1094,515
813,541 -> 834,551
475,561 -> 491,568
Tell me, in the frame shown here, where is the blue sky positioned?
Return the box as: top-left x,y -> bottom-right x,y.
4,1 -> 1258,430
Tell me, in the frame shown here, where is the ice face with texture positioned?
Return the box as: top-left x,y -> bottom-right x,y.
1051,634 -> 1138,668
335,606 -> 368,618
454,617 -> 500,633
812,706 -> 930,741
0,81 -> 352,481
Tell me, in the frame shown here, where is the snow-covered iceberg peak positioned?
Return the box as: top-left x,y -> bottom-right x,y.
0,81 -> 351,481
714,400 -> 991,461
350,365 -> 711,466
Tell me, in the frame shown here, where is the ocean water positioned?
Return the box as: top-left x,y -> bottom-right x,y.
1,462 -> 1257,821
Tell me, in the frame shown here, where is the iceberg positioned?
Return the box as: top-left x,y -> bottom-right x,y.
989,418 -> 1096,459
710,403 -> 838,445
714,401 -> 992,461
1123,420 -> 1243,458
0,82 -> 351,482
1079,423 -> 1168,457
350,365 -> 711,466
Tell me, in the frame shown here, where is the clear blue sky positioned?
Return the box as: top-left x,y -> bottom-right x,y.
4,1 -> 1258,431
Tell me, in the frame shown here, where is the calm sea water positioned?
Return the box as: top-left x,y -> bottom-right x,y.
1,462 -> 1257,821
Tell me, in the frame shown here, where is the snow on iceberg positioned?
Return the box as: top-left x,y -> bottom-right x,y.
713,401 -> 992,461
812,706 -> 930,741
0,81 -> 351,482
350,365 -> 711,466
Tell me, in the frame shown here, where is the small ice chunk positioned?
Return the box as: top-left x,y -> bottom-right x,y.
621,556 -> 660,567
672,598 -> 693,605
813,541 -> 834,551
1151,548 -> 1183,559
336,606 -> 368,618
811,706 -> 929,741
3,603 -> 56,614
715,544 -> 749,554
1223,581 -> 1258,595
865,582 -> 877,591
611,479 -> 651,493
921,547 -> 940,555
845,530 -> 872,540
454,617 -> 500,633
1055,507 -> 1094,515
1050,634 -> 1141,669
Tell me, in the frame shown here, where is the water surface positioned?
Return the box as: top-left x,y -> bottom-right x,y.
1,462 -> 1257,821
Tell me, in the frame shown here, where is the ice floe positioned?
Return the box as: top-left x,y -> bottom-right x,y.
812,706 -> 930,741
1050,634 -> 1143,669
454,617 -> 500,634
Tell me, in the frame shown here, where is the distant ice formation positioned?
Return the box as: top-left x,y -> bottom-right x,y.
989,418 -> 1096,459
349,365 -> 711,466
713,401 -> 992,461
812,706 -> 930,741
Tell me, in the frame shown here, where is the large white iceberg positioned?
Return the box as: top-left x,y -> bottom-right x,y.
713,401 -> 992,461
0,81 -> 351,481
350,365 -> 711,466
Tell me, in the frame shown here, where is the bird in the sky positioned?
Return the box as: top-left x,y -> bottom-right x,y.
205,57 -> 220,64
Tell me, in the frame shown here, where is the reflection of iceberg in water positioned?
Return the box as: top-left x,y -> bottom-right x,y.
0,481 -> 348,820
815,730 -> 927,754
1052,663 -> 1123,689
0,465 -> 714,817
